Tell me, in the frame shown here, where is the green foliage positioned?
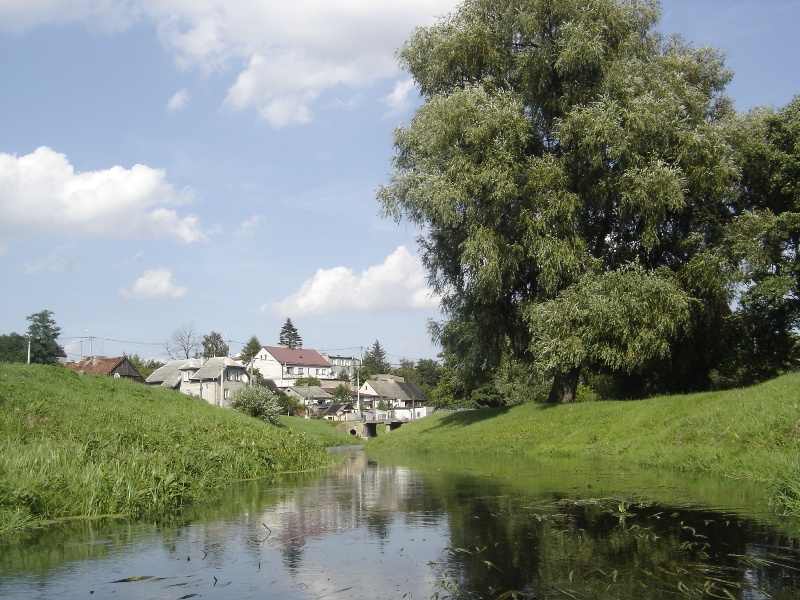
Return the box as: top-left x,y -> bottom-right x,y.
26,310 -> 62,365
362,340 -> 391,373
201,331 -> 229,358
125,353 -> 164,380
278,318 -> 302,349
294,376 -> 321,387
0,363 -> 333,533
720,96 -> 800,384
229,385 -> 282,425
240,335 -> 262,363
526,266 -> 691,375
0,333 -> 26,364
379,0 -> 744,402
331,384 -> 353,403
415,358 -> 441,393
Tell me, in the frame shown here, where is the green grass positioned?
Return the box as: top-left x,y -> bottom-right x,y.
278,415 -> 361,447
0,362 -> 337,533
368,371 -> 800,514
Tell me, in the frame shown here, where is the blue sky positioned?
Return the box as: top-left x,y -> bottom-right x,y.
1,1 -> 798,366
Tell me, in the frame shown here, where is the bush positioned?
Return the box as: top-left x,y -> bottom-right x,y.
230,386 -> 282,425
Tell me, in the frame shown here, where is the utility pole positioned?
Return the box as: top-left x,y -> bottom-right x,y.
356,344 -> 362,420
26,334 -> 31,364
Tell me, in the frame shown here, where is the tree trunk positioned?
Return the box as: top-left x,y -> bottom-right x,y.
548,366 -> 581,403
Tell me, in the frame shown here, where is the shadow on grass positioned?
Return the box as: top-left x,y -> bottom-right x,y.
428,402 -> 562,430
432,407 -> 512,428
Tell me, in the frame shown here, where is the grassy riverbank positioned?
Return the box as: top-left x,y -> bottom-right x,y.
0,362 -> 336,534
369,372 -> 800,514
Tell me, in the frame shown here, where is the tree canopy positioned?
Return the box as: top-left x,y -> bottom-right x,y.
278,318 -> 302,349
362,340 -> 392,374
202,331 -> 230,358
240,335 -> 262,363
26,310 -> 63,365
379,0 -> 774,402
0,333 -> 27,364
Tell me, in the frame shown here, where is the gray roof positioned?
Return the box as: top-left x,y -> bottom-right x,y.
365,380 -> 428,402
287,385 -> 331,400
146,359 -> 194,388
188,357 -> 246,380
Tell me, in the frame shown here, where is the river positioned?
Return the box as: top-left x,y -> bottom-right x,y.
2,450 -> 800,599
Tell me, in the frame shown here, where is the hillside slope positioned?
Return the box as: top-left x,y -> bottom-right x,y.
0,362 -> 334,532
369,372 -> 800,513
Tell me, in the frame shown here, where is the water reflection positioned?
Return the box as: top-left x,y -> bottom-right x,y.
2,451 -> 800,599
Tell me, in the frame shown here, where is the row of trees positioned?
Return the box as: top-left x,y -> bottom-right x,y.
379,0 -> 800,403
0,310 -> 63,365
164,318 -> 302,361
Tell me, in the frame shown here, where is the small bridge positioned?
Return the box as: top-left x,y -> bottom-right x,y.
343,420 -> 411,439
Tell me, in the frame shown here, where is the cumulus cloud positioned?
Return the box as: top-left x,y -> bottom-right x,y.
266,246 -> 439,316
120,268 -> 187,299
383,78 -> 417,119
0,147 -> 207,246
0,0 -> 460,126
167,88 -> 190,111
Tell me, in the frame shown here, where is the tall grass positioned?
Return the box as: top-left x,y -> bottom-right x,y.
0,363 -> 335,533
368,372 -> 800,514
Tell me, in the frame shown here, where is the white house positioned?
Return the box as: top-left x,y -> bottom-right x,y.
249,346 -> 333,387
320,352 -> 361,381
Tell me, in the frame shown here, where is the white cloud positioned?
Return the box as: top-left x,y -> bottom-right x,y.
266,246 -> 439,316
120,268 -> 187,299
0,0 -> 460,126
383,78 -> 417,119
0,147 -> 207,246
24,253 -> 77,273
167,88 -> 190,111
235,215 -> 261,238
0,0 -> 138,34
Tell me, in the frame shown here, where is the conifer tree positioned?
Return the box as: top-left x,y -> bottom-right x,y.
278,318 -> 302,349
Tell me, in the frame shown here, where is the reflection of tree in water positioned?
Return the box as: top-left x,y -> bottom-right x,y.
432,489 -> 800,599
280,534 -> 305,574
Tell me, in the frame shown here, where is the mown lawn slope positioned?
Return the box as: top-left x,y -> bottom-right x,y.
0,362 -> 336,533
369,372 -> 800,513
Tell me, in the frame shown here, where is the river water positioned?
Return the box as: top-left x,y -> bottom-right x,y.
2,450 -> 800,599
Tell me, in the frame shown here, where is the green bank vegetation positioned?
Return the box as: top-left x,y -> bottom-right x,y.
0,362 -> 337,534
369,371 -> 800,515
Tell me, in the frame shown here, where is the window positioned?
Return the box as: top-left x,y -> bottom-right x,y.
182,371 -> 189,382
286,366 -> 294,374
298,368 -> 304,375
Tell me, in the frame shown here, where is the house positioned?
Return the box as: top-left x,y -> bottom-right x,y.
320,352 -> 361,381
146,357 -> 249,407
179,357 -> 249,407
146,359 -> 198,389
65,356 -> 144,383
249,346 -> 334,387
359,378 -> 429,420
320,402 -> 357,421
285,385 -> 332,407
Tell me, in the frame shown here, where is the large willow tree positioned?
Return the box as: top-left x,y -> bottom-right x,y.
379,0 -> 740,402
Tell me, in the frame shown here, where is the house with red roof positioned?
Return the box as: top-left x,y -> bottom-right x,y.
65,356 -> 144,383
249,345 -> 334,388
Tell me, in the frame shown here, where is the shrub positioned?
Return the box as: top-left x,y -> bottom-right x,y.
230,386 -> 282,425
